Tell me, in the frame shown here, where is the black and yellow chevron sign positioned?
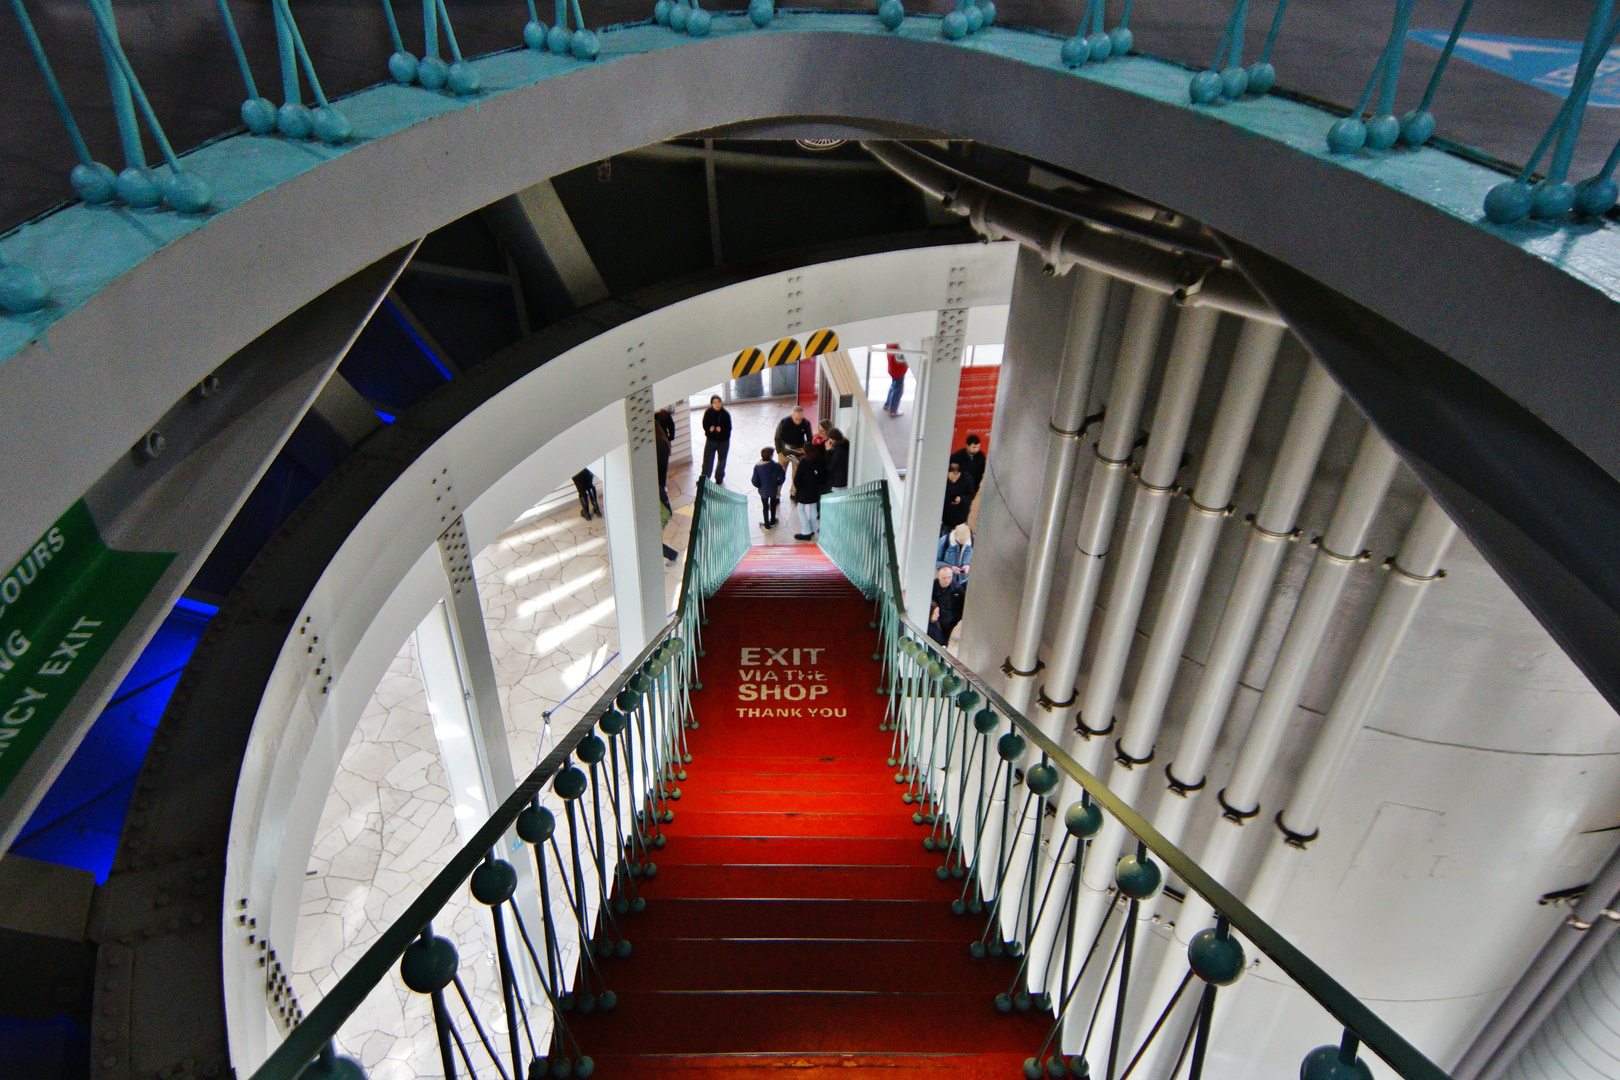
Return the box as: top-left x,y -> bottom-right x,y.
732,346 -> 766,379
767,338 -> 802,367
804,328 -> 839,357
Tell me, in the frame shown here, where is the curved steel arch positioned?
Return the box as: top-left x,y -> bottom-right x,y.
5,16 -> 1620,576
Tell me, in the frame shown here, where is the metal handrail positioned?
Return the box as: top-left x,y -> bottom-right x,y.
818,480 -> 1451,1080
249,477 -> 740,1080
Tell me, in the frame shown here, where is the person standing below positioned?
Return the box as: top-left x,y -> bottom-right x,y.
928,566 -> 962,645
654,416 -> 679,563
572,467 -> 602,520
950,434 -> 987,491
751,447 -> 786,530
700,394 -> 732,485
775,405 -> 813,464
884,347 -> 907,416
937,523 -> 972,576
791,441 -> 828,541
941,460 -> 976,534
825,427 -> 850,490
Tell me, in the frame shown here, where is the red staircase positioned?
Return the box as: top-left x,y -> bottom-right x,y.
576,545 -> 1044,1078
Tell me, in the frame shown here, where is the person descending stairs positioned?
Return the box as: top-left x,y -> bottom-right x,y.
574,544 -> 1045,1078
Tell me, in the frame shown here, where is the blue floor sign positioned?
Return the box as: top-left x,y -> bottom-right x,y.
1409,31 -> 1620,107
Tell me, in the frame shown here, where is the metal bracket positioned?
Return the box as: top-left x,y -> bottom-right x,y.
1217,787 -> 1260,824
1276,811 -> 1320,849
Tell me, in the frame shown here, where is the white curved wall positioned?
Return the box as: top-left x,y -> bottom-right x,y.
221,240 -> 1017,1067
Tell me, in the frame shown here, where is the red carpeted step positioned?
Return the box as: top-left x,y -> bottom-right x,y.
692,770 -> 899,794
662,810 -> 917,840
587,1052 -> 1034,1080
568,991 -> 1048,1054
698,757 -> 895,778
607,939 -> 1015,993
628,900 -> 969,941
636,864 -> 959,902
656,836 -> 939,869
672,789 -> 911,815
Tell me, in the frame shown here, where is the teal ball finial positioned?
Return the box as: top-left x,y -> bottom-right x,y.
516,805 -> 555,843
388,51 -> 419,83
1107,25 -> 1131,53
979,0 -> 996,25
300,1050 -> 366,1080
1218,64 -> 1248,99
447,61 -> 481,94
1365,113 -> 1400,151
470,859 -> 518,905
1067,1056 -> 1090,1079
1189,70 -> 1222,104
1484,180 -> 1534,224
1245,60 -> 1275,94
598,710 -> 627,736
0,264 -> 50,315
70,161 -> 117,204
686,9 -> 711,36
418,55 -> 449,88
942,9 -> 968,38
877,0 -> 904,28
1327,116 -> 1367,154
1115,853 -> 1161,899
524,20 -> 548,48
1065,800 -> 1102,839
312,107 -> 352,144
1299,1046 -> 1374,1080
277,102 -> 314,139
1187,927 -> 1245,985
1399,109 -> 1435,146
749,0 -> 772,26
654,0 -> 673,23
574,1058 -> 595,1079
1061,35 -> 1088,67
399,933 -> 458,993
551,1057 -> 572,1078
554,766 -> 588,800
241,96 -> 278,134
1025,763 -> 1059,796
1531,178 -> 1576,220
1023,1059 -> 1042,1080
956,689 -> 981,711
616,689 -> 642,712
925,660 -> 946,681
1085,32 -> 1112,61
115,167 -> 161,208
160,171 -> 212,214
577,734 -> 606,764
547,24 -> 574,52
997,731 -> 1026,761
1576,176 -> 1619,218
629,672 -> 652,694
669,2 -> 690,30
973,708 -> 999,735
939,674 -> 964,696
965,5 -> 984,33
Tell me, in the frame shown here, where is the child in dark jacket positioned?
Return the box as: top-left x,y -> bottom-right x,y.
751,448 -> 787,529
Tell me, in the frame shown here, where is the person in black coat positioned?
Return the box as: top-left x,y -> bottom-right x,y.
700,395 -> 732,484
950,434 -> 987,491
941,461 -> 977,533
928,566 -> 963,645
792,442 -> 828,540
775,405 -> 813,462
825,427 -> 850,489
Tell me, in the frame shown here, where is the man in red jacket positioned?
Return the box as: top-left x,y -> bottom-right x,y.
883,345 -> 907,416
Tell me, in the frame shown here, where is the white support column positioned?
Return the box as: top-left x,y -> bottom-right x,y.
898,306 -> 967,624
604,387 -> 667,656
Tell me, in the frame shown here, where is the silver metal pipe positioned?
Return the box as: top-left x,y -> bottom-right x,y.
1162,361 -> 1344,800
1038,288 -> 1168,738
1243,494 -> 1456,921
1119,321 -> 1284,766
1223,426 -> 1400,813
1004,267 -> 1111,712
1021,305 -> 1219,996
862,142 -> 1283,326
1078,305 -> 1220,750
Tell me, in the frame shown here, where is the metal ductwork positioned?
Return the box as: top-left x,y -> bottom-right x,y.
861,142 -> 1282,325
